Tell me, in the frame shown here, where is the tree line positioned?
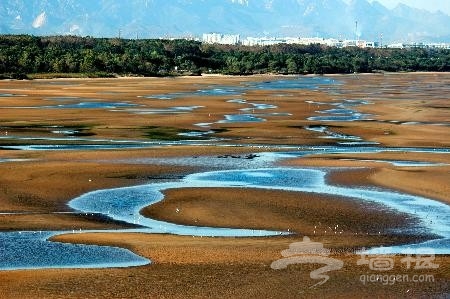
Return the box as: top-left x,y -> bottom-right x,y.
0,35 -> 449,79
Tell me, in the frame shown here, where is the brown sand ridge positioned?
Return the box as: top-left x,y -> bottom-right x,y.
0,73 -> 449,298
0,233 -> 448,298
141,187 -> 421,245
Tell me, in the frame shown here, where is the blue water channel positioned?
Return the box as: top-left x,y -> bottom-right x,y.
0,75 -> 449,270
0,231 -> 149,270
67,156 -> 450,254
1,146 -> 449,270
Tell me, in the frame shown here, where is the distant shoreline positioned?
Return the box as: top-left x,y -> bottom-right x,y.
2,71 -> 450,81
1,35 -> 449,80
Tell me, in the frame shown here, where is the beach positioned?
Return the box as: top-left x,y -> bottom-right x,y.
0,73 -> 449,298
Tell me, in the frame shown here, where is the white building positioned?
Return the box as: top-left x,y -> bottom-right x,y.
240,36 -> 378,48
426,43 -> 450,49
242,37 -> 287,46
202,33 -> 240,45
201,32 -> 405,49
386,43 -> 406,49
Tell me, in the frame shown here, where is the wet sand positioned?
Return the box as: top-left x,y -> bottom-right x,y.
0,233 -> 448,298
286,152 -> 450,204
141,187 -> 420,244
0,73 -> 449,298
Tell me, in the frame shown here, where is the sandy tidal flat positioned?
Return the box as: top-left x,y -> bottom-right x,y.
0,73 -> 449,298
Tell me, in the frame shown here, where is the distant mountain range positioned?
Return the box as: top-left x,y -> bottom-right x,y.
1,0 -> 450,43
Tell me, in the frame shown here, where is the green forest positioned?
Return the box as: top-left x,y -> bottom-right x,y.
1,35 -> 449,79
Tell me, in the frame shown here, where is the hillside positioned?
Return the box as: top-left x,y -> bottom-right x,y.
1,0 -> 450,43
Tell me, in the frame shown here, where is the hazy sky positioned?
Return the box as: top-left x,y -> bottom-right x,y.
368,0 -> 450,15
